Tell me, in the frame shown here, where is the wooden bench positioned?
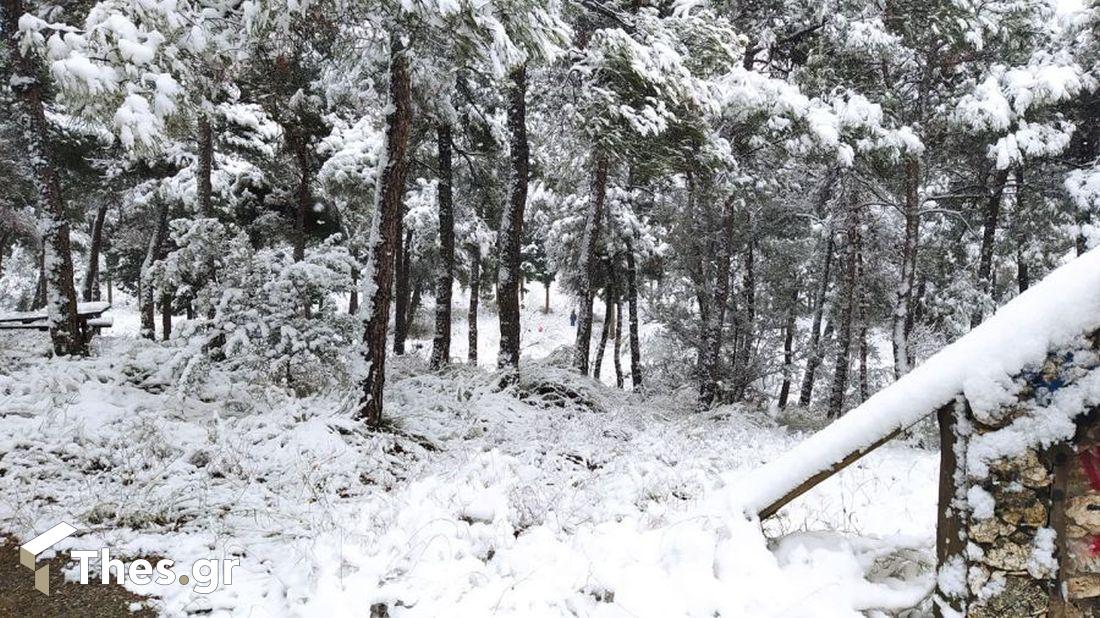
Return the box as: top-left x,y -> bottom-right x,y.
0,302 -> 112,341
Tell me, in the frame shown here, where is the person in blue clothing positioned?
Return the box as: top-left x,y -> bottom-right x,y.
569,309 -> 577,327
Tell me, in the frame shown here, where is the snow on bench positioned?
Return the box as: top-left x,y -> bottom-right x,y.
0,302 -> 113,333
740,248 -> 1100,519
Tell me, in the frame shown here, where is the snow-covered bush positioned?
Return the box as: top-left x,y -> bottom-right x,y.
157,219 -> 357,394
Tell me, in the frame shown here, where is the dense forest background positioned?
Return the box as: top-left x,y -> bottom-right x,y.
2,0 -> 1099,422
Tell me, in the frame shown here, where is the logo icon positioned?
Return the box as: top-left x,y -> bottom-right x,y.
19,522 -> 78,595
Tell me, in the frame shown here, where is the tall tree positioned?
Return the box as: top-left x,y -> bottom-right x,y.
357,38 -> 413,427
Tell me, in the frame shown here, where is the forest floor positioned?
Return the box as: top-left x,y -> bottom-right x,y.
0,289 -> 939,616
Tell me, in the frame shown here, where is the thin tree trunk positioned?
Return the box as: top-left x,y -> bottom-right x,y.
468,246 -> 480,365
856,223 -> 869,403
777,288 -> 797,409
593,286 -> 614,380
357,38 -> 412,427
0,232 -> 7,278
497,65 -> 529,372
408,273 -> 423,333
197,113 -> 214,217
3,0 -> 83,355
160,290 -> 172,341
625,241 -> 643,390
892,156 -> 921,378
699,196 -> 736,408
430,123 -> 454,369
140,199 -> 169,341
733,233 -> 756,400
393,225 -> 412,354
798,235 -> 834,407
349,268 -> 359,314
543,281 -> 550,313
1014,167 -> 1030,293
827,201 -> 860,419
31,244 -> 46,310
573,152 -> 609,374
971,168 -> 1010,328
613,298 -> 623,388
82,202 -> 109,302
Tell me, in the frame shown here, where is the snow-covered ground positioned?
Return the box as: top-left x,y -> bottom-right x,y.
0,285 -> 939,617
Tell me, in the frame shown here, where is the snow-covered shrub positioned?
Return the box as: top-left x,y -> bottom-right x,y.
157,219 -> 357,394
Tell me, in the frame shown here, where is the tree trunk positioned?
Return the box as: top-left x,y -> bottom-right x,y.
349,268 -> 359,314
1014,167 -> 1030,293
3,0 -> 83,355
467,246 -> 480,365
971,168 -> 1010,328
82,202 -> 109,302
393,225 -> 412,354
733,233 -> 756,400
892,156 -> 921,378
160,290 -> 172,341
777,288 -> 797,409
197,113 -> 214,217
856,223 -> 869,403
430,123 -> 455,369
408,273 -> 423,333
497,65 -> 529,372
140,199 -> 169,341
31,243 -> 47,310
356,38 -> 412,427
699,196 -> 736,408
573,152 -> 609,374
593,286 -> 614,381
543,281 -> 550,313
613,298 -> 623,388
625,241 -> 643,390
827,201 -> 859,419
798,235 -> 834,407
0,232 -> 7,278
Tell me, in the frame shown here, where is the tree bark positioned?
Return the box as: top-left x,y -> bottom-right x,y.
970,167 -> 1010,328
349,268 -> 359,314
1014,167 -> 1029,293
197,113 -> 214,217
798,235 -> 834,407
892,156 -> 921,378
625,241 -> 643,390
467,246 -> 480,365
356,38 -> 412,427
160,290 -> 172,341
497,65 -> 529,371
82,202 -> 109,302
732,232 -> 756,400
827,201 -> 859,418
393,225 -> 412,354
573,152 -> 609,374
3,0 -> 83,355
140,199 -> 169,341
593,284 -> 615,381
0,232 -> 7,278
430,123 -> 454,369
777,288 -> 797,409
613,298 -> 623,388
856,222 -> 869,403
698,196 -> 736,408
31,243 -> 46,310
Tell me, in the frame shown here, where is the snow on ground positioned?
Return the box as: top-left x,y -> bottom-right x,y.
0,284 -> 938,617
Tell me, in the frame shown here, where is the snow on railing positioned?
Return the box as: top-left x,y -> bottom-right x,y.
739,248 -> 1100,519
